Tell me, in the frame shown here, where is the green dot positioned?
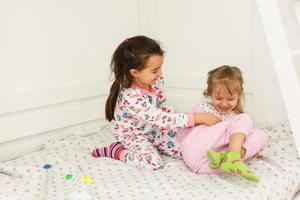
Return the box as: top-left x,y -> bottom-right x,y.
65,174 -> 73,180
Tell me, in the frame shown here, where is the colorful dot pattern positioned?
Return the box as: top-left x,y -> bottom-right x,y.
0,124 -> 298,199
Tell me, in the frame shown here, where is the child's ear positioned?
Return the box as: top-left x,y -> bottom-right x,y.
130,69 -> 139,77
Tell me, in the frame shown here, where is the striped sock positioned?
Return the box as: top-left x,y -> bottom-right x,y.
91,142 -> 125,160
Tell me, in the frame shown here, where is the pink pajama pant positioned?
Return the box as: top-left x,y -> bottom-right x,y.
179,113 -> 267,174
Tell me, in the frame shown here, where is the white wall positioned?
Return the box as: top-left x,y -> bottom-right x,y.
0,0 -> 140,161
0,0 -> 139,95
139,0 -> 288,127
0,0 -> 289,161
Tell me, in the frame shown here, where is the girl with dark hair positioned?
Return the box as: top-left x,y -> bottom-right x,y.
91,35 -> 220,170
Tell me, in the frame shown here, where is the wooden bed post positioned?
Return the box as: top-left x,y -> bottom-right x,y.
256,0 -> 300,157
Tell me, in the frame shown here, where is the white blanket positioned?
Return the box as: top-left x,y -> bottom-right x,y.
0,122 -> 299,200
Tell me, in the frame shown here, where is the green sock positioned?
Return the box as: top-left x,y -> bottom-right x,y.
207,150 -> 226,169
219,151 -> 259,181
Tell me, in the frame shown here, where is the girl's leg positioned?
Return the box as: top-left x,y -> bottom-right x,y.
218,114 -> 260,181
209,129 -> 266,164
120,134 -> 164,170
219,152 -> 259,181
226,113 -> 253,151
91,141 -> 125,160
208,146 -> 246,169
207,141 -> 248,169
154,129 -> 182,159
180,122 -> 230,174
228,133 -> 246,152
207,113 -> 253,165
242,128 -> 267,160
92,134 -> 163,170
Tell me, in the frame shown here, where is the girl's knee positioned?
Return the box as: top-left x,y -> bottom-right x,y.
144,160 -> 164,171
243,129 -> 268,158
235,113 -> 253,124
151,162 -> 164,170
253,128 -> 268,145
140,153 -> 164,170
228,113 -> 253,134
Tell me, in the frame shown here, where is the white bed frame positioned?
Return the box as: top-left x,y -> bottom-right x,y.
248,4 -> 298,195
256,0 -> 300,158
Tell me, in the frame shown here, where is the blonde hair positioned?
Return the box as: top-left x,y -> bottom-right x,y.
203,65 -> 244,113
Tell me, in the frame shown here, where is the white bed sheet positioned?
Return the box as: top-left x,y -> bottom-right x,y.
0,122 -> 299,200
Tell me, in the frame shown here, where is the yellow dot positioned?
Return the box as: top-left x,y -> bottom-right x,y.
80,176 -> 93,184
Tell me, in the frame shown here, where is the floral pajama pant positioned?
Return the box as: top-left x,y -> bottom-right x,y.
116,127 -> 182,170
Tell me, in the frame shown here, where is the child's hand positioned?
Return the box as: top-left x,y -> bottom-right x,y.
194,113 -> 222,126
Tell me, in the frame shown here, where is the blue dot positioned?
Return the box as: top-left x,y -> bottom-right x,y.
43,164 -> 52,169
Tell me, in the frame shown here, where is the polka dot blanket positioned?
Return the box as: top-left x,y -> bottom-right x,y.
0,122 -> 299,200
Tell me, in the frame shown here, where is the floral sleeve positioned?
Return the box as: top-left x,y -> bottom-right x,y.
154,77 -> 176,113
121,92 -> 189,129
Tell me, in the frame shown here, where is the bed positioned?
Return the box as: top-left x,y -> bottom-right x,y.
0,122 -> 299,200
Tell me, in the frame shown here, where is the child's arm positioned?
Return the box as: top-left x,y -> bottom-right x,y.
156,92 -> 221,126
190,104 -> 222,126
193,112 -> 221,126
154,77 -> 176,113
156,90 -> 176,113
121,93 -> 194,129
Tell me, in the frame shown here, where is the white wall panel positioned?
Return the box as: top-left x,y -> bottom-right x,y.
0,80 -> 108,115
0,0 -> 139,96
140,0 -> 288,127
140,0 -> 253,79
0,0 -> 138,161
0,81 -> 108,161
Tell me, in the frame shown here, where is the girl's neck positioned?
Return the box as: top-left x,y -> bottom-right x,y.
132,82 -> 152,92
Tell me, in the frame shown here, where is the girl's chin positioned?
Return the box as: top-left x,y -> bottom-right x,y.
217,109 -> 231,115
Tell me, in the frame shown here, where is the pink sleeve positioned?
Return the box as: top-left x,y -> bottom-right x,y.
187,112 -> 195,127
179,104 -> 204,128
177,104 -> 204,142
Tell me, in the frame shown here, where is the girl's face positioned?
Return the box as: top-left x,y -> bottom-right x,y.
211,84 -> 239,115
130,55 -> 163,91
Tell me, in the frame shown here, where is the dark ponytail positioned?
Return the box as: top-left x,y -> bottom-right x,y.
105,35 -> 164,121
105,80 -> 120,121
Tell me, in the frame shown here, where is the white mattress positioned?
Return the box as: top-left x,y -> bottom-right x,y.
0,122 -> 299,200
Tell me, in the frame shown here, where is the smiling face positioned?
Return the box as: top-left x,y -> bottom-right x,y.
130,55 -> 163,91
211,84 -> 239,115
